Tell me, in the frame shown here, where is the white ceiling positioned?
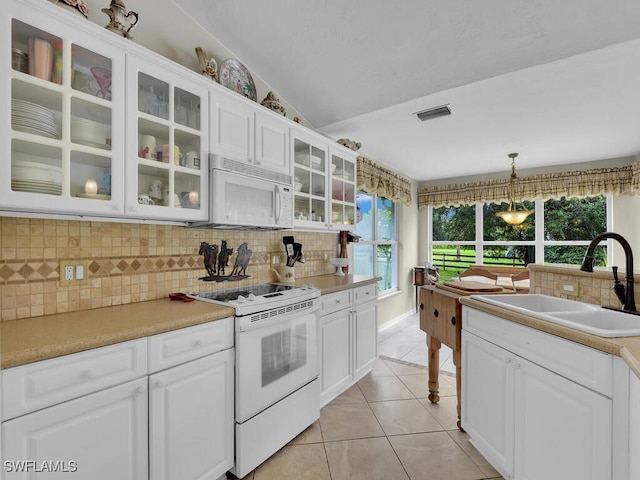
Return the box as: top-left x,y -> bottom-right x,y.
171,0 -> 640,182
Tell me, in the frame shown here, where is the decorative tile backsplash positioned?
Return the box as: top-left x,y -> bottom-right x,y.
0,217 -> 338,320
529,263 -> 638,308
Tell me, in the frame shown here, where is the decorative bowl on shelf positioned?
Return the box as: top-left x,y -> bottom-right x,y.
329,257 -> 349,276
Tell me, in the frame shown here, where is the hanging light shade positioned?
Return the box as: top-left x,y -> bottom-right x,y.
495,153 -> 533,225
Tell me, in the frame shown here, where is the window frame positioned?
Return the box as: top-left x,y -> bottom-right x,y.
354,191 -> 398,295
429,196 -> 613,267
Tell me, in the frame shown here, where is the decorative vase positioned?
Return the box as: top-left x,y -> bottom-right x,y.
49,0 -> 89,18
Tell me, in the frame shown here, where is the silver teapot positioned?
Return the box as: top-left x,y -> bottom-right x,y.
102,0 -> 139,39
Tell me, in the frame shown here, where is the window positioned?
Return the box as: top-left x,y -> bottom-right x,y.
354,191 -> 397,293
430,196 -> 609,281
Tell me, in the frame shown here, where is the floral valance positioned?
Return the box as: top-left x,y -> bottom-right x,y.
418,161 -> 640,208
357,156 -> 412,206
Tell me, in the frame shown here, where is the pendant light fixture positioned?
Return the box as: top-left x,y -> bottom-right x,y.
495,153 -> 533,225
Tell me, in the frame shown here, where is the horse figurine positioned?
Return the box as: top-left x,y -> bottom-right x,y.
231,242 -> 252,277
198,241 -> 218,278
217,240 -> 234,276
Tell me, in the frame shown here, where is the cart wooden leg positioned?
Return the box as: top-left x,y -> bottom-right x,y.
427,334 -> 441,403
453,347 -> 464,432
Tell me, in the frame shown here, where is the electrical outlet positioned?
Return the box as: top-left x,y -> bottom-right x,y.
272,255 -> 280,265
60,260 -> 88,286
562,282 -> 578,297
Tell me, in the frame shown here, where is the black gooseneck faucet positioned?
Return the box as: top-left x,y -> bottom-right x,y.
580,232 -> 636,312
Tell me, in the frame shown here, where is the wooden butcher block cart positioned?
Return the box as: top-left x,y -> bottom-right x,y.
419,267 -> 529,430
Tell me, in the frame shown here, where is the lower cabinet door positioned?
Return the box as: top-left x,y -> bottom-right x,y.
461,331 -> 514,479
514,357 -> 612,480
630,371 -> 640,479
353,300 -> 377,381
3,378 -> 148,480
320,309 -> 352,406
149,348 -> 234,480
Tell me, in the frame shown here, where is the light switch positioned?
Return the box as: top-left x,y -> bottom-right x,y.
76,264 -> 84,280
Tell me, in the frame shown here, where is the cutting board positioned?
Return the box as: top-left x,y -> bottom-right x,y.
442,280 -> 504,292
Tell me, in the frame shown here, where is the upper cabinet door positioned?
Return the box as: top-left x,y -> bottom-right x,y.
125,54 -> 209,222
210,92 -> 255,161
291,128 -> 329,228
255,110 -> 290,176
329,149 -> 357,231
1,3 -> 126,217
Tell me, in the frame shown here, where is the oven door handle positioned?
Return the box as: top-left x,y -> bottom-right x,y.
237,305 -> 319,332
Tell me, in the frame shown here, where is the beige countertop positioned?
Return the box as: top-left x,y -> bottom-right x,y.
1,274 -> 378,369
1,299 -> 235,369
459,296 -> 640,379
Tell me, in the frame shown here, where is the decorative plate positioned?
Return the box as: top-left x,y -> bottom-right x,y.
219,59 -> 257,101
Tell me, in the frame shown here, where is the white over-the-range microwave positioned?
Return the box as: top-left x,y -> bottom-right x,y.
190,154 -> 294,230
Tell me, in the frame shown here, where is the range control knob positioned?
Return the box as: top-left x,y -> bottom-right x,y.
236,295 -> 247,303
247,293 -> 256,301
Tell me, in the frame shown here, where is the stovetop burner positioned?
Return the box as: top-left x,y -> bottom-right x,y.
194,283 -> 296,303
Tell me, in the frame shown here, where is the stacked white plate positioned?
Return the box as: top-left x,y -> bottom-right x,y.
71,117 -> 108,149
11,160 -> 62,195
11,99 -> 59,139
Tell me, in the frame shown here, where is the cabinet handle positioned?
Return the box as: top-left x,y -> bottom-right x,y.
155,380 -> 164,388
505,358 -> 512,364
194,339 -> 202,347
336,299 -> 341,304
450,316 -> 456,325
432,309 -> 439,318
137,385 -> 146,394
82,370 -> 95,379
419,303 -> 424,311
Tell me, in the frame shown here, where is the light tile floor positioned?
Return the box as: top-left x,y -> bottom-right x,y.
233,353 -> 504,480
378,312 -> 455,374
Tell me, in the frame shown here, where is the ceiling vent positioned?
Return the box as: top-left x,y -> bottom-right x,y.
414,104 -> 452,122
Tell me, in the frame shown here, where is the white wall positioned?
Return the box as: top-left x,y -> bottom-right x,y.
611,194 -> 640,269
377,180 -> 420,327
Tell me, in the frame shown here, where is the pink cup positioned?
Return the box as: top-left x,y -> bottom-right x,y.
28,38 -> 53,81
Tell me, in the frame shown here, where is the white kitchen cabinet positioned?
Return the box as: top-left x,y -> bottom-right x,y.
320,308 -> 352,403
3,377 -> 149,480
320,284 -> 378,406
291,126 -> 358,231
329,148 -> 357,231
462,307 -> 613,480
125,53 -> 209,221
2,1 -> 126,217
630,371 -> 640,479
149,348 -> 234,480
211,91 -> 291,176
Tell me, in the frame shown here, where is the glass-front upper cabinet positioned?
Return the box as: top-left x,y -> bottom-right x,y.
292,130 -> 328,228
126,55 -> 209,221
1,3 -> 125,216
330,149 -> 357,231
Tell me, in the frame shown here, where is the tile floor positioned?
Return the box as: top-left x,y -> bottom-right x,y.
378,312 -> 455,374
233,314 -> 503,480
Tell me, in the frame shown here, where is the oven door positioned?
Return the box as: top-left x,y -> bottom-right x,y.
235,308 -> 319,422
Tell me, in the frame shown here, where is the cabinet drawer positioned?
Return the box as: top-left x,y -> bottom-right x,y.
320,290 -> 352,316
3,338 -> 147,420
353,284 -> 378,306
463,307 -> 613,396
148,317 -> 234,373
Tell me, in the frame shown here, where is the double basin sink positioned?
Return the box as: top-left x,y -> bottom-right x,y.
470,294 -> 640,337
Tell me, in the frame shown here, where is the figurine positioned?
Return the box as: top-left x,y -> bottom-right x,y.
217,240 -> 234,276
102,0 -> 139,39
337,138 -> 362,151
195,47 -> 218,82
231,242 -> 253,277
261,92 -> 286,116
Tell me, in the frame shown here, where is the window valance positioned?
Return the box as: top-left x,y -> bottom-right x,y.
357,156 -> 412,206
418,161 -> 640,208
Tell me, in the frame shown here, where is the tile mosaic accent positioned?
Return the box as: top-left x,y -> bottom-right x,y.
0,217 -> 339,320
